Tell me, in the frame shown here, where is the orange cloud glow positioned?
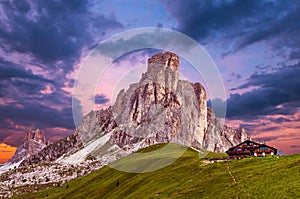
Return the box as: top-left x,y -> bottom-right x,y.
0,143 -> 17,164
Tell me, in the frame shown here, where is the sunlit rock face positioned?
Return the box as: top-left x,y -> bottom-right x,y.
203,107 -> 248,152
110,51 -> 208,150
17,52 -> 248,167
0,52 -> 249,197
77,51 -> 246,153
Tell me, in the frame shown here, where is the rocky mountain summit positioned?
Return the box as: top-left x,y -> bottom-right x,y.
19,132 -> 81,167
11,51 -> 247,167
86,51 -> 246,154
0,52 -> 248,198
8,129 -> 50,164
110,52 -> 206,150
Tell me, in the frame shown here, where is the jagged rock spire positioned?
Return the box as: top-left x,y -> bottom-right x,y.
10,52 -> 248,170
148,51 -> 179,71
8,129 -> 49,163
111,51 -> 208,149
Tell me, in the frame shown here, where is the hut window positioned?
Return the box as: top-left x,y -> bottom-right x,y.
260,146 -> 266,150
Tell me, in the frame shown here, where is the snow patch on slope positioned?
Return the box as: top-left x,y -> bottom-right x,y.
0,159 -> 23,174
57,133 -> 111,165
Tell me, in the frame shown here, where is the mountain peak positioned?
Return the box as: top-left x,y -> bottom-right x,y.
8,128 -> 49,163
148,51 -> 179,71
0,52 -> 248,196
23,129 -> 47,147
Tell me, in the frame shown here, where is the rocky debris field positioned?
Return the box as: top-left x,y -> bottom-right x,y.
0,160 -> 102,198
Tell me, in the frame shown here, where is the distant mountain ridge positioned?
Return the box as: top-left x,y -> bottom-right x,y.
8,129 -> 50,164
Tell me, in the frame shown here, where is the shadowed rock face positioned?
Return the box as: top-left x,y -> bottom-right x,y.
20,132 -> 81,167
8,129 -> 49,163
203,107 -> 247,152
18,52 -> 248,167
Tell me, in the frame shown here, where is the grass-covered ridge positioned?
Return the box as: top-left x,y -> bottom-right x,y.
13,144 -> 300,199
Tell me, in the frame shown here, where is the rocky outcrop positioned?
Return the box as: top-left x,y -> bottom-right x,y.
0,52 -> 249,198
103,51 -> 208,152
79,51 -> 246,153
69,51 -> 247,155
203,107 -> 248,152
77,107 -> 116,144
0,158 -> 102,198
8,129 -> 49,163
14,52 -> 247,167
19,108 -> 116,167
20,132 -> 81,167
148,51 -> 179,70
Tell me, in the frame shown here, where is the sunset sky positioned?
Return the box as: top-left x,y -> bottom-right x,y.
0,143 -> 16,164
0,0 -> 300,160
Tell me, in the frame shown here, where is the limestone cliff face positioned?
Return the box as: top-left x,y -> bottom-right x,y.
107,52 -> 247,152
0,52 -> 249,196
203,107 -> 247,152
19,108 -> 116,167
18,52 -> 247,167
9,129 -> 49,163
19,132 -> 81,166
108,52 -> 208,151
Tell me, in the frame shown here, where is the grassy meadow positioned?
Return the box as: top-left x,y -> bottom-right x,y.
13,144 -> 300,199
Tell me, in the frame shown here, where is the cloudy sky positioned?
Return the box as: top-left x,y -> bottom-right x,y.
0,0 -> 299,161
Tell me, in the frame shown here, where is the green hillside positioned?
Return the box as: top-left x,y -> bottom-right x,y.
13,144 -> 300,199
